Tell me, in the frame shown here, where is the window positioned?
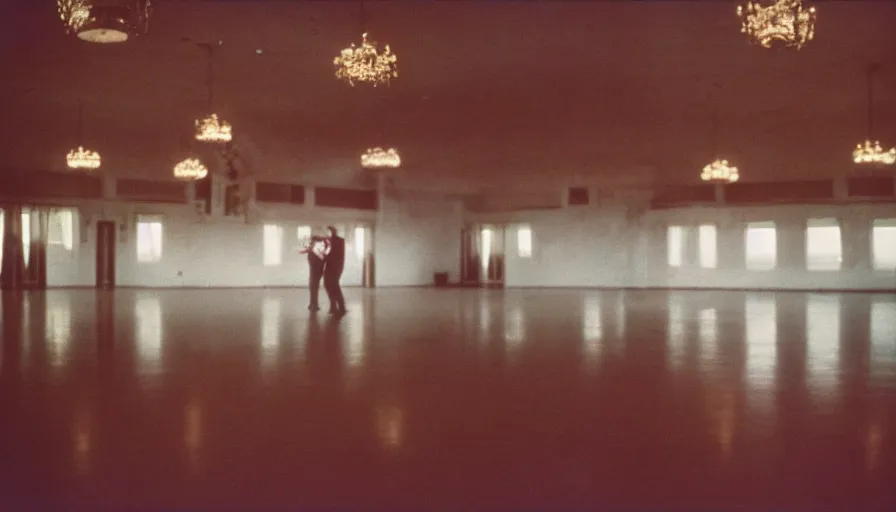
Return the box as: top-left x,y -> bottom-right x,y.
263,224 -> 283,266
745,222 -> 776,270
698,224 -> 717,269
21,211 -> 31,266
872,218 -> 896,270
517,224 -> 533,258
0,209 -> 4,270
354,226 -> 367,260
667,225 -> 683,268
806,218 -> 842,271
136,215 -> 163,263
297,225 -> 312,242
48,209 -> 74,251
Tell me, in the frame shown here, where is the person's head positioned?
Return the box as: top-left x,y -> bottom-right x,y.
327,225 -> 337,237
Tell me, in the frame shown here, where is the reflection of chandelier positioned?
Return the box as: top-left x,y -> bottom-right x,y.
57,0 -> 151,43
701,160 -> 740,184
67,146 -> 102,170
173,158 -> 208,181
195,114 -> 232,143
334,33 -> 398,87
853,141 -> 896,166
361,147 -> 401,169
737,0 -> 816,49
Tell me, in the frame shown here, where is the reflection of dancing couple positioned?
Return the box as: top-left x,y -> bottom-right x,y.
300,226 -> 347,315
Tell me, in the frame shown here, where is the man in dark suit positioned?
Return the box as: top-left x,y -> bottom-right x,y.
299,233 -> 328,311
323,225 -> 346,314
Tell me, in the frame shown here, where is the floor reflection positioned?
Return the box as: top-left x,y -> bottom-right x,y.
806,295 -> 841,402
744,294 -> 777,419
134,294 -> 162,375
0,288 -> 893,509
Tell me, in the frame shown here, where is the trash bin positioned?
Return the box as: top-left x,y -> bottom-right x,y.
433,272 -> 449,287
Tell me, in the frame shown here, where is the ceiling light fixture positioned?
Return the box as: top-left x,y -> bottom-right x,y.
57,0 -> 151,43
335,32 -> 398,87
702,160 -> 740,184
67,146 -> 102,170
194,41 -> 233,143
173,158 -> 208,181
853,64 -> 895,167
737,0 -> 816,50
700,83 -> 739,184
361,147 -> 401,169
66,99 -> 102,171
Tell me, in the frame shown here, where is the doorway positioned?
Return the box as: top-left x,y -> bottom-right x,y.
96,220 -> 116,288
460,224 -> 505,286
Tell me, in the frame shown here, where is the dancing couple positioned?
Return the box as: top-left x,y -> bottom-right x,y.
300,226 -> 347,315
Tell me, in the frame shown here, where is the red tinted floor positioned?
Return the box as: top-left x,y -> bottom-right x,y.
0,288 -> 894,511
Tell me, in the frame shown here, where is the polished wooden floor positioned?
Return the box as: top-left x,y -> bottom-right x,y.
1,288 -> 894,510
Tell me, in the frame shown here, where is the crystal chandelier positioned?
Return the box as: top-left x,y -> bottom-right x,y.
853,141 -> 896,166
195,114 -> 232,143
701,159 -> 740,184
853,64 -> 895,167
57,0 -> 151,43
194,42 -> 233,143
361,147 -> 401,169
173,158 -> 208,181
737,0 -> 816,49
334,33 -> 398,87
66,146 -> 102,170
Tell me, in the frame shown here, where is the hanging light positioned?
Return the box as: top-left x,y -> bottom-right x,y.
66,100 -> 102,171
57,0 -> 151,43
334,33 -> 398,87
194,41 -> 233,143
195,114 -> 232,143
700,86 -> 739,184
701,160 -> 740,184
173,158 -> 208,181
737,0 -> 816,49
67,146 -> 102,170
853,64 -> 895,167
361,147 -> 401,169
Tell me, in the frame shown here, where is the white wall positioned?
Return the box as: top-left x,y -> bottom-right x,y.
374,189 -> 464,286
481,201 -> 896,291
42,187 -> 466,288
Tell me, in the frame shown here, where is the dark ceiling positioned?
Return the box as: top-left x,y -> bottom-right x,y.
1,1 -> 894,193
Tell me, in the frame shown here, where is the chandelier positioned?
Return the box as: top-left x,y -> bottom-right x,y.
57,0 -> 151,43
173,158 -> 208,181
737,0 -> 817,49
853,64 -> 894,167
194,41 -> 233,143
701,159 -> 740,184
195,114 -> 232,143
334,33 -> 398,87
66,146 -> 102,170
853,141 -> 896,166
361,147 -> 401,169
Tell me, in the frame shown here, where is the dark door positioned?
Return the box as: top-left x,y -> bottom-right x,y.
460,226 -> 479,285
96,220 -> 116,288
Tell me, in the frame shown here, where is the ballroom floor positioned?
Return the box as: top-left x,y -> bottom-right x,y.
0,288 -> 894,510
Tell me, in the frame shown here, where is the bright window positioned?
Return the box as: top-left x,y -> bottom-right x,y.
263,224 -> 283,266
21,212 -> 31,266
745,222 -> 776,271
354,226 -> 366,260
872,219 -> 896,270
48,209 -> 75,251
806,218 -> 842,271
297,225 -> 312,242
667,225 -> 683,268
517,224 -> 533,258
698,224 -> 717,269
0,209 -> 4,270
481,228 -> 493,270
136,215 -> 163,263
